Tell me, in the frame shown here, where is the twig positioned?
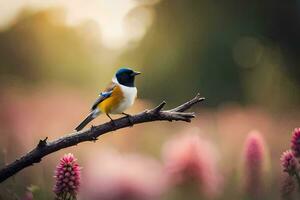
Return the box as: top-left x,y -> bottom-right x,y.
0,93 -> 204,183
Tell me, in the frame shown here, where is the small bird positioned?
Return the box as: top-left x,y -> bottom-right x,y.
75,68 -> 141,131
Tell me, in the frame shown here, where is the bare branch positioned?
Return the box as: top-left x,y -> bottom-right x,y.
0,93 -> 205,183
151,101 -> 167,113
170,93 -> 205,112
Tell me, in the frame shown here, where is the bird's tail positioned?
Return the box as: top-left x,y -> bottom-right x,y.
75,113 -> 95,131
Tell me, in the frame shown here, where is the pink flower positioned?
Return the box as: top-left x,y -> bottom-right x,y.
242,130 -> 267,198
281,150 -> 298,176
280,174 -> 296,200
291,128 -> 300,158
81,149 -> 165,200
53,153 -> 81,199
162,129 -> 222,198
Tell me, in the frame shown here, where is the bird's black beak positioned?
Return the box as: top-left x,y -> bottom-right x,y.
132,71 -> 141,76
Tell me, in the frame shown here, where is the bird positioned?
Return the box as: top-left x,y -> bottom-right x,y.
75,67 -> 141,131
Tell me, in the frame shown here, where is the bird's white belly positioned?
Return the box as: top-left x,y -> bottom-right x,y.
110,85 -> 137,114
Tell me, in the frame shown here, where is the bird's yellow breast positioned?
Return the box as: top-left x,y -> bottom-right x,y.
98,85 -> 124,114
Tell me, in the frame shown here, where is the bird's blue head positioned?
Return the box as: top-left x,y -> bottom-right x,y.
115,67 -> 141,87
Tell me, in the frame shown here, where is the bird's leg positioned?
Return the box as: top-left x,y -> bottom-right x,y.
106,113 -> 116,126
122,112 -> 134,126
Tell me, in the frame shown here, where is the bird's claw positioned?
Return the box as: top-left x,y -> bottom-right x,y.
127,116 -> 134,127
110,119 -> 117,127
122,113 -> 134,127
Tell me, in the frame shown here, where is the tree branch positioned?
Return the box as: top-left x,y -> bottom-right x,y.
0,93 -> 205,183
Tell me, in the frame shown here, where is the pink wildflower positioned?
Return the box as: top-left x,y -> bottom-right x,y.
291,128 -> 300,158
162,129 -> 222,198
281,150 -> 298,176
280,174 -> 296,200
53,153 -> 81,200
243,130 -> 267,198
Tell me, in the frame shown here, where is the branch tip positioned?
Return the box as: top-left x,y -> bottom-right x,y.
194,93 -> 205,101
169,94 -> 205,112
37,137 -> 48,148
152,101 -> 166,113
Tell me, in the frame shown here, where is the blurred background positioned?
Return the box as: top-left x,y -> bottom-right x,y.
0,0 -> 299,199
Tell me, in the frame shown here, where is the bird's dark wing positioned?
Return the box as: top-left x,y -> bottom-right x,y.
91,82 -> 116,111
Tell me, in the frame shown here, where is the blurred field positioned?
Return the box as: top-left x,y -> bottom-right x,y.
0,0 -> 299,199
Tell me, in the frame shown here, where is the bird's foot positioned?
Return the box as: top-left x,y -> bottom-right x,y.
110,119 -> 117,127
106,114 -> 117,127
122,112 -> 134,127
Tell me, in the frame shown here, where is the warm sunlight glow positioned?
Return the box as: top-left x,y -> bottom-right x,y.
0,0 -> 159,49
